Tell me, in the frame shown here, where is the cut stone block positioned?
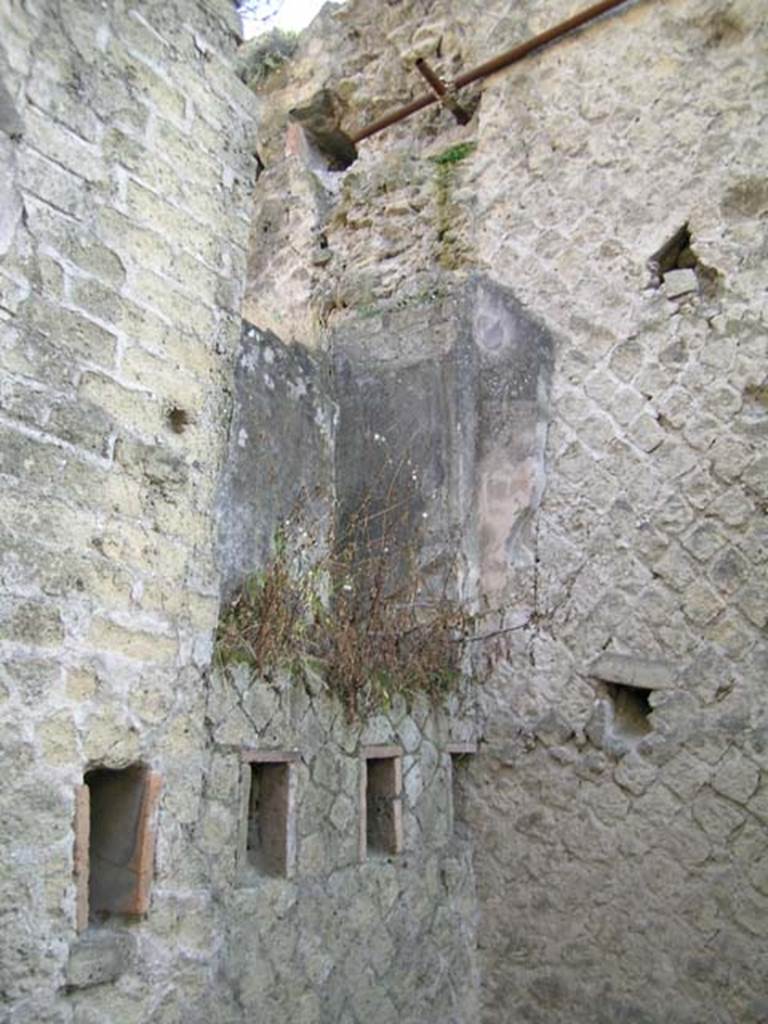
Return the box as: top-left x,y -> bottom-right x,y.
663,268 -> 698,298
66,931 -> 136,990
589,653 -> 677,690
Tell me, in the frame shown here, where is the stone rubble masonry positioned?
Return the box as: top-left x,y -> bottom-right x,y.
242,0 -> 768,1022
213,316 -> 480,1021
0,0 -> 263,1020
2,0 -> 767,1022
1,5 -> 480,1020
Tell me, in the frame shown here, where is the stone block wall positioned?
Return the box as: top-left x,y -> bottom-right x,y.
0,2 -> 260,1020
207,663 -> 479,1024
1,6 -> 482,1004
213,318 -> 480,1024
241,0 -> 767,1021
2,0 -> 766,1021
464,3 -> 768,1021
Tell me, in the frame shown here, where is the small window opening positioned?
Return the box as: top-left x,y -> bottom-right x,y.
247,763 -> 290,875
360,747 -> 402,861
239,751 -> 297,879
648,223 -> 693,287
79,766 -> 161,927
606,683 -> 652,740
447,743 -> 476,838
648,222 -> 720,297
289,89 -> 358,171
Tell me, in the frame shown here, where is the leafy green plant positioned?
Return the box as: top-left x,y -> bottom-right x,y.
431,141 -> 477,166
237,28 -> 299,90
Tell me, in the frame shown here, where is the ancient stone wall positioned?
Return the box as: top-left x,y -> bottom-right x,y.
213,320 -> 480,1024
0,4 -> 480,1021
0,1 -> 259,1019
2,0 -> 766,1020
465,4 -> 767,1021
244,0 -> 768,1021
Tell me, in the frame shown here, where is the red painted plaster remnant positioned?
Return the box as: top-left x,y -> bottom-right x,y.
130,771 -> 162,916
73,785 -> 90,933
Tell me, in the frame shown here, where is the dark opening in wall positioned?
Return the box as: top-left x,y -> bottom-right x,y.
447,743 -> 476,839
239,750 -> 297,879
81,766 -> 161,924
647,222 -> 721,297
360,746 -> 402,860
289,89 -> 358,171
167,406 -> 190,433
648,223 -> 694,287
606,683 -> 652,740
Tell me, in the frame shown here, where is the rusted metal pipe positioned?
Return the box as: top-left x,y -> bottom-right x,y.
350,0 -> 634,144
414,58 -> 471,125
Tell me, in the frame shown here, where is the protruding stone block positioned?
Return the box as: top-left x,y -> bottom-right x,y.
663,268 -> 698,298
589,653 -> 677,690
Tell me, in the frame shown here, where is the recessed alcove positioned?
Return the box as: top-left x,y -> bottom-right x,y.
239,750 -> 298,880
359,746 -> 403,861
447,742 -> 477,838
75,766 -> 162,928
605,683 -> 652,740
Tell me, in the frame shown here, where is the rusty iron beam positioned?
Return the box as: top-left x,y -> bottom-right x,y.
350,0 -> 635,144
414,58 -> 471,125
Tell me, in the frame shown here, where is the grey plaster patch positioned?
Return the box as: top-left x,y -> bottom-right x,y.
332,275 -> 554,605
470,277 -> 553,591
216,321 -> 337,596
0,135 -> 22,258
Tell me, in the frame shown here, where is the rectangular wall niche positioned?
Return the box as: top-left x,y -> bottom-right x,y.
359,746 -> 403,862
447,742 -> 476,838
239,750 -> 298,879
75,766 -> 162,930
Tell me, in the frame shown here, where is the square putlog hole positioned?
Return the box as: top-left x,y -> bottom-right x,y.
360,747 -> 402,861
240,751 -> 298,880
606,683 -> 652,740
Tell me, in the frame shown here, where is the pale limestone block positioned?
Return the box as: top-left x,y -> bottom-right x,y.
712,749 -> 760,805
663,268 -> 698,298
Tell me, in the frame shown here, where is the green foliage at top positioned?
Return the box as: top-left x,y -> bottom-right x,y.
237,28 -> 299,89
431,141 -> 477,166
